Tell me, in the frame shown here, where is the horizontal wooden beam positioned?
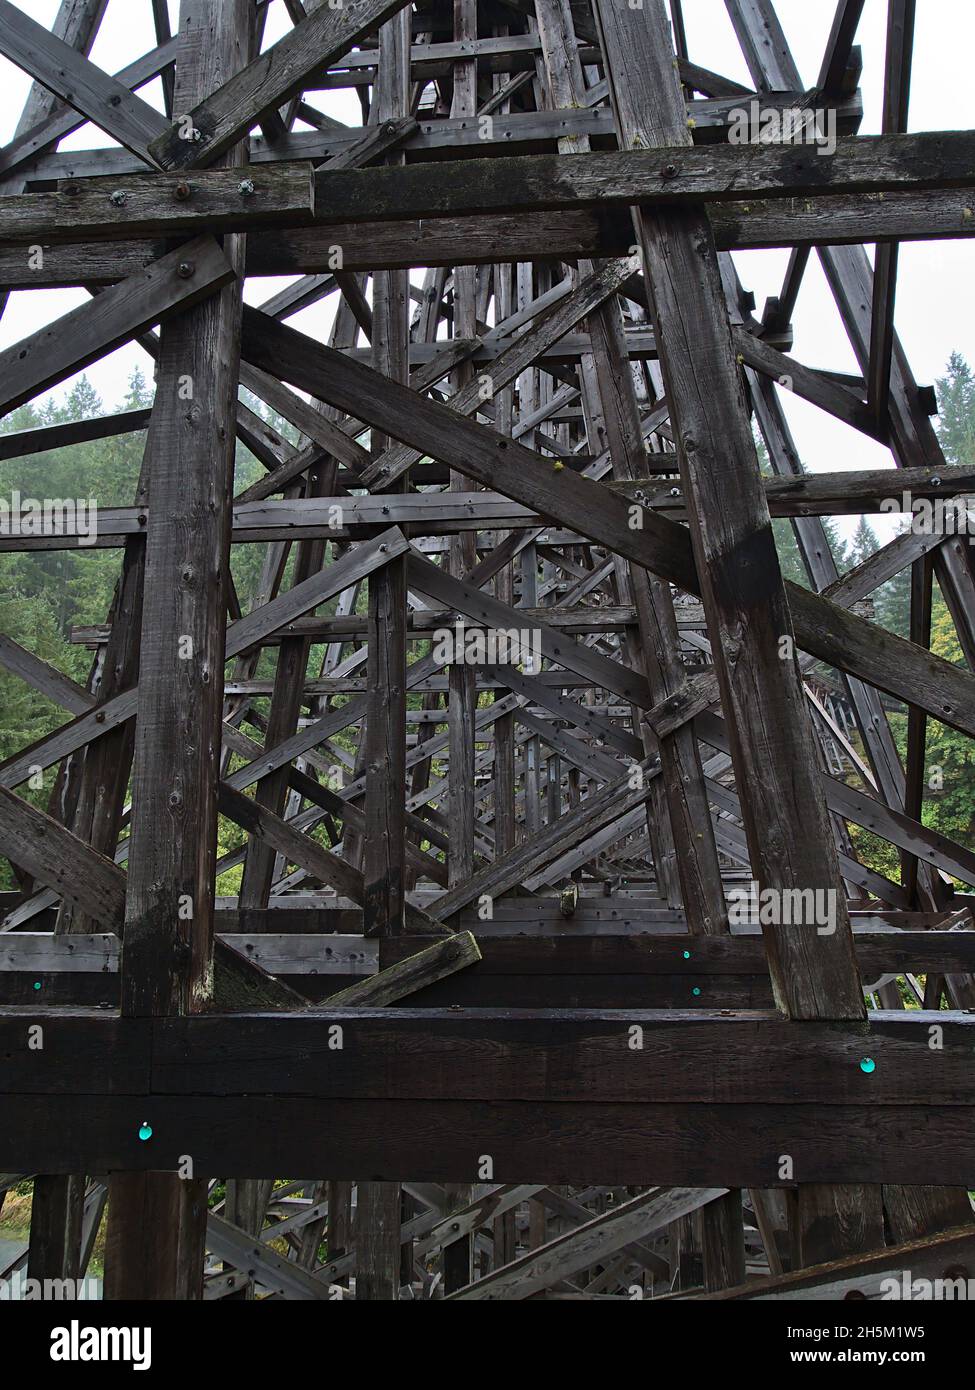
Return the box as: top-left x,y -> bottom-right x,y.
0,165 -> 316,243
7,1008 -> 970,1104
5,190 -> 973,288
2,1008 -> 974,1182
2,1093 -> 972,1185
306,133 -> 975,224
11,927 -> 974,979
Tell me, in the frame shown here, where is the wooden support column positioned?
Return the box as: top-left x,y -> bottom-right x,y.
27,1174 -> 85,1285
19,0 -> 114,1285
726,0 -> 972,1256
534,0 -> 726,932
104,0 -> 252,1302
356,5 -> 411,1303
593,0 -> 863,1020
440,0 -> 479,1294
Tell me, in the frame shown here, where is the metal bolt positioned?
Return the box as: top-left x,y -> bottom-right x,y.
94,711 -> 106,724
660,163 -> 678,180
238,178 -> 256,197
931,475 -> 942,487
174,181 -> 191,201
110,190 -> 128,207
177,261 -> 194,279
670,486 -> 680,497
379,544 -> 388,553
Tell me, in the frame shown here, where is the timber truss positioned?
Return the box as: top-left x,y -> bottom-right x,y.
1,0 -> 975,1301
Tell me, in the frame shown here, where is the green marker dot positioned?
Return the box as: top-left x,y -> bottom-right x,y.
860,1057 -> 876,1075
33,981 -> 41,990
692,987 -> 701,997
682,950 -> 691,960
138,1122 -> 153,1141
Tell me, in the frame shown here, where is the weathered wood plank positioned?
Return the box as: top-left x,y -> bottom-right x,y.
0,237 -> 234,419
304,133 -> 975,224
325,932 -> 480,1008
148,0 -> 414,169
0,165 -> 316,243
448,1188 -> 727,1300
3,1094 -> 973,1185
0,0 -> 168,163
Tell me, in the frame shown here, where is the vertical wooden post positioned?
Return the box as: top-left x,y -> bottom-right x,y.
593,0 -> 864,1021
356,4 -> 411,1302
105,0 -> 252,1301
27,1174 -> 84,1285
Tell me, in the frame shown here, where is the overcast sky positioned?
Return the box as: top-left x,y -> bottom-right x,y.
1,0 -> 973,526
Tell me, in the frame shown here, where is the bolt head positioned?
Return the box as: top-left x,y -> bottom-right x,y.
177,261 -> 194,279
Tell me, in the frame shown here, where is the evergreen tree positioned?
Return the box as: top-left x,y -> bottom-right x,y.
848,516 -> 880,567
935,351 -> 975,465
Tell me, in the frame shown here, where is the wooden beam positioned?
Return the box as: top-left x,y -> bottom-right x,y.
325,932 -> 481,1008
0,165 -> 316,244
0,0 -> 168,164
448,1187 -> 727,1299
0,786 -> 124,928
0,237 -> 234,419
238,309 -> 975,746
148,0 -> 414,169
301,133 -> 975,224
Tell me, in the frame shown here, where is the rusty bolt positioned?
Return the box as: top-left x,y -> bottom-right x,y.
174,181 -> 191,201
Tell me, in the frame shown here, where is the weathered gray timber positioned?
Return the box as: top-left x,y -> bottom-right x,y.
0,238 -> 234,418
3,0 -> 975,1305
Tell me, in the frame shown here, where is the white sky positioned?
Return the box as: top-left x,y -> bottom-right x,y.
1,0 -> 973,535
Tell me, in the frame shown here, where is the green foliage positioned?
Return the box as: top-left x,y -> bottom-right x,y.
2,353 -> 975,902
0,373 -> 303,890
758,358 -> 975,891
